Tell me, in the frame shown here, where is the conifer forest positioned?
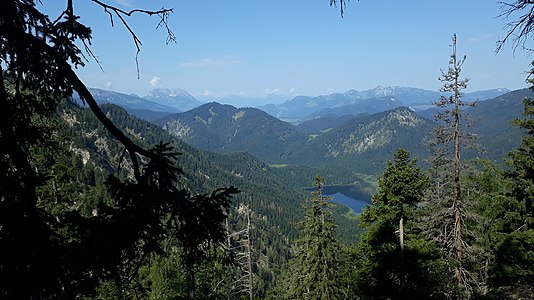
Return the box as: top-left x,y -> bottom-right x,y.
0,1 -> 532,299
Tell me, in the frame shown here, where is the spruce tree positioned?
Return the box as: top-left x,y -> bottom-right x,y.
277,175 -> 344,300
467,159 -> 533,298
493,98 -> 534,293
356,149 -> 437,299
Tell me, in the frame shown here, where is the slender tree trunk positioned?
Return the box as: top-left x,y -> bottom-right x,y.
452,43 -> 464,288
399,213 -> 405,294
247,211 -> 253,300
399,215 -> 405,260
186,262 -> 196,300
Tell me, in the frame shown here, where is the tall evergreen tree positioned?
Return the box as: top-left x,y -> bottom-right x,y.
355,149 -> 442,299
277,175 -> 344,300
467,159 -> 533,298
369,149 -> 429,260
492,97 -> 534,293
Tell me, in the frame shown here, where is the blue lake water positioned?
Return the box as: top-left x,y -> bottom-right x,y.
328,192 -> 370,214
309,185 -> 372,214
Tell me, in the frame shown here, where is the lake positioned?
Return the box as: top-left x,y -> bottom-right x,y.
309,185 -> 372,214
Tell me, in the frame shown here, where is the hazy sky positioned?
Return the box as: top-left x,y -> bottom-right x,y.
42,1 -> 533,101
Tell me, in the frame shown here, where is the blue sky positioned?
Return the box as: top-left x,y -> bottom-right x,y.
41,1 -> 533,103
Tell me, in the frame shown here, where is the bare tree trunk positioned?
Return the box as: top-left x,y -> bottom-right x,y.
452,36 -> 464,288
399,213 -> 406,294
399,215 -> 405,258
229,205 -> 254,299
186,263 -> 196,300
247,211 -> 253,300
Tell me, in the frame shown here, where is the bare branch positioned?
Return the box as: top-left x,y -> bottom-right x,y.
496,1 -> 534,53
330,0 -> 354,18
90,0 -> 176,78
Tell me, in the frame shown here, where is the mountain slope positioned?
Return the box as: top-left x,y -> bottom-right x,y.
158,102 -> 308,162
413,88 -> 532,163
304,96 -> 404,120
59,103 -> 364,295
154,89 -> 529,175
296,115 -> 357,133
288,107 -> 434,173
468,88 -> 534,162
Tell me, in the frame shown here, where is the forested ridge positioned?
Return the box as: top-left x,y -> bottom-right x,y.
61,102 -> 365,296
0,0 -> 533,299
158,90 -> 534,175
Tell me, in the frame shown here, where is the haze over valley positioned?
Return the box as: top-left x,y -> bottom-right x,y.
85,85 -> 523,174
5,1 -> 534,298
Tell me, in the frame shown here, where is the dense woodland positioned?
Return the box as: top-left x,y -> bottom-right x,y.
0,1 -> 533,299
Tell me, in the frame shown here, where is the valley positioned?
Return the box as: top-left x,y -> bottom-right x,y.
12,83 -> 534,298
5,2 -> 534,298
90,85 -> 529,175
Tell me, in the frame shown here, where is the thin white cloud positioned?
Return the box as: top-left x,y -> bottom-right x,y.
202,89 -> 211,96
105,81 -> 113,89
264,88 -> 281,94
115,0 -> 133,7
468,34 -> 492,43
149,76 -> 161,86
180,56 -> 239,68
289,87 -> 296,93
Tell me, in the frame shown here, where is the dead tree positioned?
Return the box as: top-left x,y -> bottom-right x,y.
227,205 -> 254,300
426,34 -> 480,298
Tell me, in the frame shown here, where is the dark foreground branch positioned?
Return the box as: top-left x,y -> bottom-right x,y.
497,1 -> 534,52
90,0 -> 176,77
22,31 -> 155,180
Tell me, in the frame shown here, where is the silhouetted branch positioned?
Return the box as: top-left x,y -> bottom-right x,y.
330,0 -> 358,18
497,1 -> 534,53
89,1 -> 176,77
27,28 -> 155,179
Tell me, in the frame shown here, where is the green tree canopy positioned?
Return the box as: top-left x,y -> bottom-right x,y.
354,149 -> 450,300
276,175 -> 344,299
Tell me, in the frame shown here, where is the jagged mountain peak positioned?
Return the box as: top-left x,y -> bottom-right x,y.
144,88 -> 204,111
146,88 -> 194,99
83,87 -> 179,114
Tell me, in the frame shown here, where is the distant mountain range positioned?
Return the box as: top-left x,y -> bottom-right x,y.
85,86 -> 510,125
144,88 -> 204,111
81,85 -> 525,174
86,88 -> 179,112
78,88 -> 204,122
304,96 -> 404,120
259,87 -> 509,121
158,88 -> 531,174
199,93 -> 290,108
